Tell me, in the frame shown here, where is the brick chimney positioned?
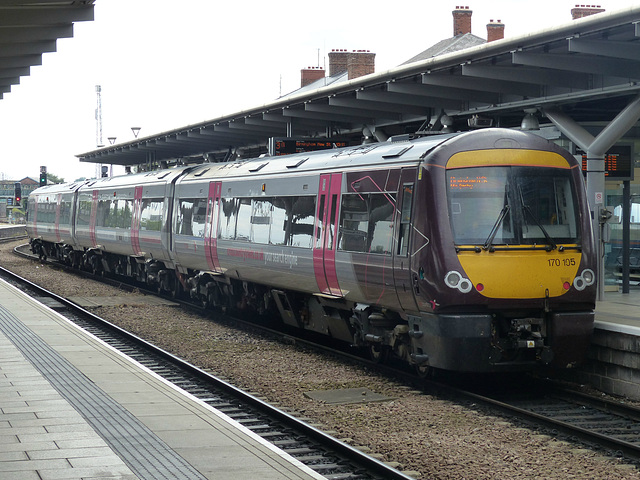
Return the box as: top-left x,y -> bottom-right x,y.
486,19 -> 505,42
329,49 -> 375,80
328,49 -> 349,76
571,4 -> 605,19
453,6 -> 472,36
347,50 -> 375,80
301,66 -> 325,87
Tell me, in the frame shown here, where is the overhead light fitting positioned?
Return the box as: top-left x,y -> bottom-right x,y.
521,108 -> 540,130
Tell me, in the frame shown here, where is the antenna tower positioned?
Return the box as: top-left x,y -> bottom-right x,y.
95,85 -> 103,178
95,85 -> 103,147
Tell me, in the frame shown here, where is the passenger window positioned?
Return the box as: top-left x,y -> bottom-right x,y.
288,196 -> 315,248
220,198 -> 238,240
235,198 -> 252,241
338,193 -> 395,254
270,198 -> 288,245
338,194 -> 368,252
250,199 -> 272,244
140,199 -> 163,231
369,194 -> 395,254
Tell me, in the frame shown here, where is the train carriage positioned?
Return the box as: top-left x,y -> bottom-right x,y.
26,181 -> 87,261
67,168 -> 188,281
27,128 -> 597,373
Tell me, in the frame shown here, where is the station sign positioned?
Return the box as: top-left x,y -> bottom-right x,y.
268,137 -> 349,156
580,144 -> 634,181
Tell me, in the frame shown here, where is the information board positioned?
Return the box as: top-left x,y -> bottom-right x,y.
580,145 -> 634,181
269,137 -> 348,156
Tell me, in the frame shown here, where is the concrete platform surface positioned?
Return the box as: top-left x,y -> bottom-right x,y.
0,278 -> 324,480
596,288 -> 640,335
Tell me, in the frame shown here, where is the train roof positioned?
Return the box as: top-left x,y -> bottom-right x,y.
29,180 -> 90,198
76,165 -> 192,192
179,133 -> 458,183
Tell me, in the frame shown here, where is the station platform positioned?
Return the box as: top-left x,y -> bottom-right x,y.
0,224 -> 26,239
0,278 -> 324,480
595,287 -> 640,335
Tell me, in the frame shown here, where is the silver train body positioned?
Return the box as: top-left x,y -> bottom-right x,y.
27,129 -> 597,373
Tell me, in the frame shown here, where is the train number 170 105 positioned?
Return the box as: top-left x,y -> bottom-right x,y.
548,258 -> 576,267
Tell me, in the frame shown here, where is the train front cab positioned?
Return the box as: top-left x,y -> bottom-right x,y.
406,131 -> 597,373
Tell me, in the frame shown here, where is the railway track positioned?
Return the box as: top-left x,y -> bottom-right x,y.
9,242 -> 640,469
462,381 -> 640,461
0,264 -> 417,480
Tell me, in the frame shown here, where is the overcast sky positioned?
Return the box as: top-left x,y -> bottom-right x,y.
0,1 -> 635,182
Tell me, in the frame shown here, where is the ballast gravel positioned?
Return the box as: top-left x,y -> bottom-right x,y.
1,239 -> 639,480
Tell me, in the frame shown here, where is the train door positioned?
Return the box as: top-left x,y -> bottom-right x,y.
313,173 -> 343,296
204,181 -> 222,273
131,186 -> 143,255
393,169 -> 419,312
89,190 -> 99,248
54,194 -> 62,243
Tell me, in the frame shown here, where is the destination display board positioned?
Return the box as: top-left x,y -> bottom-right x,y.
269,137 -> 348,156
580,145 -> 634,181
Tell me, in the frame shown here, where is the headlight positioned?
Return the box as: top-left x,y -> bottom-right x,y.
573,269 -> 595,291
444,271 -> 473,293
458,278 -> 473,293
582,269 -> 595,286
445,271 -> 462,288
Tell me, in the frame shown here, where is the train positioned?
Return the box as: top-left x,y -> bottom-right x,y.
26,128 -> 597,374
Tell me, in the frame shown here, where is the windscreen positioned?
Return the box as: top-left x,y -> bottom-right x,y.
447,166 -> 580,247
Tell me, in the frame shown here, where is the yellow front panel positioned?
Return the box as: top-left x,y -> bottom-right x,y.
447,149 -> 571,169
457,248 -> 582,299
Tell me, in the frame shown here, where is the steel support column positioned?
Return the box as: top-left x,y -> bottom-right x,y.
544,94 -> 640,300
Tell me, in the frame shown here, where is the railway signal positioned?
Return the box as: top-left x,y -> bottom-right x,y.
40,166 -> 47,186
14,182 -> 21,206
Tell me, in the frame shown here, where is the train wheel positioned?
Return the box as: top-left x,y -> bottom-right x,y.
415,364 -> 433,379
369,345 -> 389,364
170,280 -> 182,299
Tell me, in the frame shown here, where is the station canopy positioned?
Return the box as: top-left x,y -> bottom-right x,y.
77,6 -> 640,168
0,1 -> 95,100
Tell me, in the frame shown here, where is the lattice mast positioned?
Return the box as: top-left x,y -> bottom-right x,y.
95,85 -> 103,178
95,85 -> 103,147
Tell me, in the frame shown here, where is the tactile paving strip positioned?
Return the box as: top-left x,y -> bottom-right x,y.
0,304 -> 208,480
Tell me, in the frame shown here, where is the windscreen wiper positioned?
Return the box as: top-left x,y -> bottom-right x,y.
483,204 -> 510,251
518,187 -> 557,251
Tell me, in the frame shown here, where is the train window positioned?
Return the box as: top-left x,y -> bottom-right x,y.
250,199 -> 272,244
338,194 -> 368,252
97,200 -> 112,227
315,196 -> 326,249
220,198 -> 237,240
193,199 -> 207,237
338,193 -> 395,254
120,200 -> 133,228
448,169 -> 513,245
217,195 -> 316,247
140,199 -> 163,231
270,198 -> 288,245
398,184 -> 414,256
369,194 -> 395,254
59,200 -> 72,226
447,167 -> 579,246
518,174 -> 578,242
235,199 -> 252,241
76,194 -> 93,226
176,198 -> 207,237
288,196 -> 315,248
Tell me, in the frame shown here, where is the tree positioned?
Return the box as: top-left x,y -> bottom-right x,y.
47,173 -> 65,184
